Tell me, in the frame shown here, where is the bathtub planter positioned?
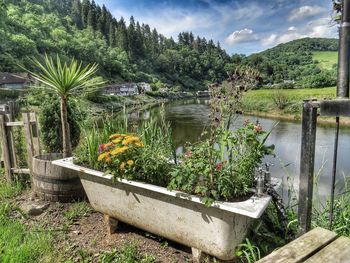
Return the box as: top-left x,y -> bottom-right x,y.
53,158 -> 278,261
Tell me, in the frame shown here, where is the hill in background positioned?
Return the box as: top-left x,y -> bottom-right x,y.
0,0 -> 339,90
241,38 -> 338,88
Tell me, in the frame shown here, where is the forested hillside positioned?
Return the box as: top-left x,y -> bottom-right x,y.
242,38 -> 338,88
0,0 -> 231,90
0,0 -> 339,90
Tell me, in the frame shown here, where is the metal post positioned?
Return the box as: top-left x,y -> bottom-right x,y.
298,100 -> 318,235
337,0 -> 350,98
329,117 -> 340,229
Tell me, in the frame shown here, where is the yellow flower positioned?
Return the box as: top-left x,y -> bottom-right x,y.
110,146 -> 129,156
104,142 -> 113,149
98,152 -> 111,163
135,142 -> 144,147
98,152 -> 107,162
109,133 -> 126,140
122,136 -> 141,146
127,160 -> 134,166
119,162 -> 126,170
112,138 -> 123,144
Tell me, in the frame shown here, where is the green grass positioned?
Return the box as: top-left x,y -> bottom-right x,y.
0,178 -> 58,263
64,202 -> 93,222
99,243 -> 156,263
313,51 -> 338,70
242,87 -> 336,115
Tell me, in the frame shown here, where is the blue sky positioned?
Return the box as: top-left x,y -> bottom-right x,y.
95,0 -> 338,54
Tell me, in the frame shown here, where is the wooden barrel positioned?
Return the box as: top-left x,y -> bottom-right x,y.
32,153 -> 85,202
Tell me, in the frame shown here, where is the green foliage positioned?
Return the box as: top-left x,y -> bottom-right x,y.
39,97 -> 81,153
299,69 -> 336,88
64,202 -> 93,222
313,177 -> 350,237
235,238 -> 261,263
272,90 -> 290,110
75,108 -> 174,187
29,54 -> 104,98
312,51 -> 338,70
0,180 -> 57,263
241,87 -> 336,114
241,38 -> 338,87
0,178 -> 23,201
168,123 -> 273,205
1,0 -> 230,90
0,213 -> 56,263
99,243 -> 155,263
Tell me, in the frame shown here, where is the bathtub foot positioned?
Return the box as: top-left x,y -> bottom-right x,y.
192,247 -> 204,263
104,215 -> 119,234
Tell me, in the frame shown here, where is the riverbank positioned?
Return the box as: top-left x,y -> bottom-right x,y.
242,87 -> 350,127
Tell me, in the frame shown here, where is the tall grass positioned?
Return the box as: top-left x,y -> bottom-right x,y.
0,178 -> 58,263
75,106 -> 175,182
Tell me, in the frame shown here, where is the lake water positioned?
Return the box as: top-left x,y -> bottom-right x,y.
142,99 -> 350,205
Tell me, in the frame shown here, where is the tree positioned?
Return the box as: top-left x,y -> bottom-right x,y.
29,55 -> 104,157
71,0 -> 82,29
81,0 -> 90,28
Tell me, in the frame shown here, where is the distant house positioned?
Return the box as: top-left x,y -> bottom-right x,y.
0,72 -> 32,90
196,90 -> 209,97
104,83 -> 139,96
137,82 -> 151,93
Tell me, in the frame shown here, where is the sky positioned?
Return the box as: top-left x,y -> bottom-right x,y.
95,0 -> 338,55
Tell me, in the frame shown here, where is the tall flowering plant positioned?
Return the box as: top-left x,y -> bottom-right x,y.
169,67 -> 274,206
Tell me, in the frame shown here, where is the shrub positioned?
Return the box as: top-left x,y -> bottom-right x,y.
39,96 -> 81,153
168,122 -> 274,205
272,90 -> 290,110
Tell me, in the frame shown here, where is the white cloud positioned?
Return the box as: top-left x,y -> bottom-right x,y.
112,8 -> 213,38
224,28 -> 258,45
288,5 -> 325,22
261,17 -> 336,47
261,34 -> 277,46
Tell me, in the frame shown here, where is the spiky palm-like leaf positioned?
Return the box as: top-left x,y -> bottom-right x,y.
29,54 -> 105,98
27,54 -> 105,157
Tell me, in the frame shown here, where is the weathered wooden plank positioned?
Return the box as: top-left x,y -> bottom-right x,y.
6,114 -> 17,168
304,236 -> 350,263
30,112 -> 41,156
11,168 -> 30,174
298,100 -> 318,234
256,227 -> 338,263
0,115 -> 12,182
22,112 -> 34,173
5,121 -> 24,127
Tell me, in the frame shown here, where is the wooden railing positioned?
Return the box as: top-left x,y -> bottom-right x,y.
0,112 -> 41,183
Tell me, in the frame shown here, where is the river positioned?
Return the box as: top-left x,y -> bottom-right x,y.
138,99 -> 350,205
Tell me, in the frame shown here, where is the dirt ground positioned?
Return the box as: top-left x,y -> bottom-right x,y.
12,189 -> 198,263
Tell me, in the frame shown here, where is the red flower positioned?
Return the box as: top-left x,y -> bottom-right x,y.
184,151 -> 192,158
216,162 -> 223,171
254,123 -> 263,133
98,144 -> 105,153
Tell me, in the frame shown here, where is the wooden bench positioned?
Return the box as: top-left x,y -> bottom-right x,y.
257,227 -> 350,263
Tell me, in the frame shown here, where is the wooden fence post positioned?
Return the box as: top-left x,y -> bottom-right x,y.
298,100 -> 318,235
0,114 -> 12,183
22,112 -> 35,173
30,112 -> 41,156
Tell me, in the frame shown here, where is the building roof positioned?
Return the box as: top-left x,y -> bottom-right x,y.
0,72 -> 31,85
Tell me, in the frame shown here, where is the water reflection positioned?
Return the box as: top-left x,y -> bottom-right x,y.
138,99 -> 350,203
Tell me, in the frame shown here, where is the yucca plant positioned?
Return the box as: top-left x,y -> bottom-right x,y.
28,54 -> 105,157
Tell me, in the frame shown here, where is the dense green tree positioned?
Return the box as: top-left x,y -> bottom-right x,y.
71,0 -> 82,29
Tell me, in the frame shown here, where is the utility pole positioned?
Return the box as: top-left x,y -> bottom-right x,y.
337,0 -> 350,98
